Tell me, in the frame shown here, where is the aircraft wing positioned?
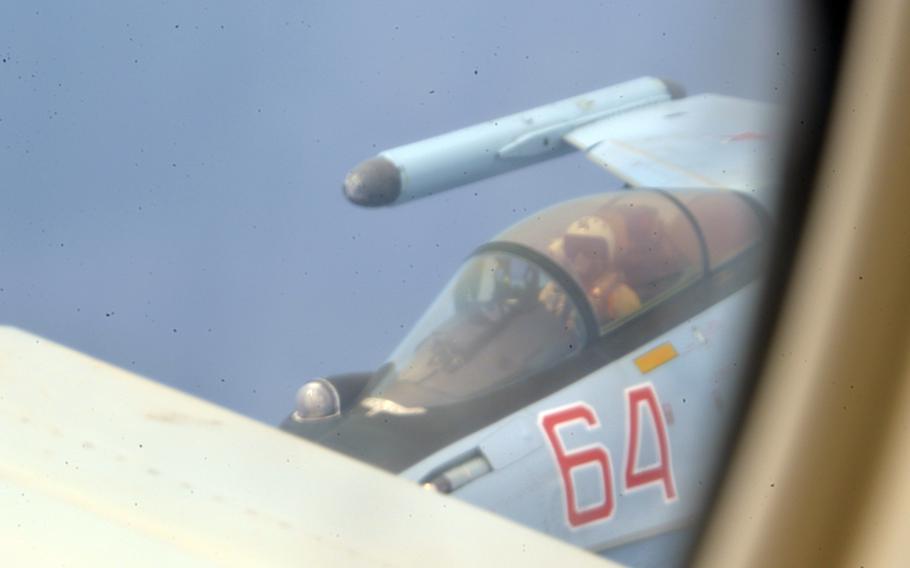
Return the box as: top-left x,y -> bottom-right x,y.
343,78 -> 782,209
562,94 -> 781,199
0,326 -> 608,567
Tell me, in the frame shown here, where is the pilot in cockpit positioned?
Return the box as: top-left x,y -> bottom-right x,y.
540,215 -> 642,326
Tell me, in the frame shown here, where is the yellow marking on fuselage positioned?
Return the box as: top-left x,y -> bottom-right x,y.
634,342 -> 679,374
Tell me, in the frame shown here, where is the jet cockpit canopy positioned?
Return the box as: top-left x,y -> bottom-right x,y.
367,190 -> 764,409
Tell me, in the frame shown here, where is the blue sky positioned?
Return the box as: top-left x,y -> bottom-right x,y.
0,1 -> 795,423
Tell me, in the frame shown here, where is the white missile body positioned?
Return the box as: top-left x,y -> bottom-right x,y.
343,76 -> 682,206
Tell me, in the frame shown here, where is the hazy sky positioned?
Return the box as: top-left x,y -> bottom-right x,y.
1,1 -> 796,423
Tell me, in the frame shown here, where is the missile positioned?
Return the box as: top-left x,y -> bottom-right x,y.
343,76 -> 683,207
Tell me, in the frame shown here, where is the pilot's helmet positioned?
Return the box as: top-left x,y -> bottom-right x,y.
562,216 -> 616,270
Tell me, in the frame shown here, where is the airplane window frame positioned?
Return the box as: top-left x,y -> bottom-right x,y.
691,0 -> 856,563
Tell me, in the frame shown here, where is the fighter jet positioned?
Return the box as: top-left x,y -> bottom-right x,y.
281,77 -> 780,565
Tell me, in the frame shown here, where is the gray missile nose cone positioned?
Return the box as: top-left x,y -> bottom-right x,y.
343,156 -> 401,207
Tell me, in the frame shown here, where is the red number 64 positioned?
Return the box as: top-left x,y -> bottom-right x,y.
539,384 -> 676,529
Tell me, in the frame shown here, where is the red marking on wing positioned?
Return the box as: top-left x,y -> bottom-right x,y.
728,131 -> 766,142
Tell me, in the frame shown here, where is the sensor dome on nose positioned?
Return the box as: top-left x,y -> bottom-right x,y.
292,379 -> 341,422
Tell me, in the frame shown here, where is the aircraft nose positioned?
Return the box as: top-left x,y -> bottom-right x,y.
342,156 -> 401,206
